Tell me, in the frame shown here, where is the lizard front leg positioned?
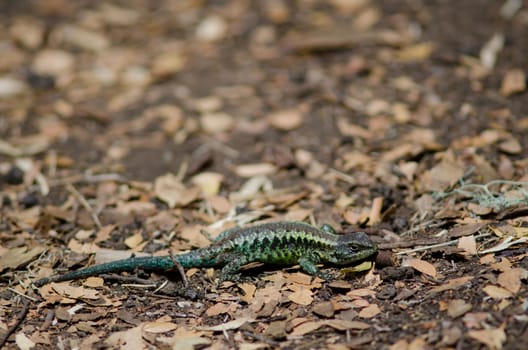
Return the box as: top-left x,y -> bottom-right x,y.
298,256 -> 333,280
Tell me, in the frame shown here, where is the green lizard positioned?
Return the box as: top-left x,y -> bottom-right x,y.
33,221 -> 377,287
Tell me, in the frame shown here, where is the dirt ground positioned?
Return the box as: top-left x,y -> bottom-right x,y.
1,1 -> 528,349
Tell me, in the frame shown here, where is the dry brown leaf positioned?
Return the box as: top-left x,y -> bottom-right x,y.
402,258 -> 437,278
233,163 -> 277,177
336,118 -> 372,139
479,254 -> 495,264
200,112 -> 234,134
84,277 -> 104,288
49,283 -> 100,300
142,321 -> 177,333
239,283 -> 257,303
447,299 -> 472,318
286,272 -> 313,285
199,317 -> 254,331
497,268 -> 527,294
267,108 -> 303,130
0,246 -> 45,272
463,312 -> 490,329
191,172 -> 224,196
500,68 -> 526,96
428,276 -> 473,294
324,319 -> 370,331
106,324 -> 145,350
498,138 -> 522,154
206,302 -> 239,317
482,285 -> 512,299
458,235 -> 477,255
290,321 -> 323,336
154,173 -> 200,208
347,288 -> 376,298
358,304 -> 380,318
396,42 -> 434,61
468,327 -> 506,350
420,157 -> 464,192
124,232 -> 143,249
158,328 -> 211,350
15,333 -> 35,350
313,302 -> 335,318
288,288 -> 313,306
491,258 -> 512,272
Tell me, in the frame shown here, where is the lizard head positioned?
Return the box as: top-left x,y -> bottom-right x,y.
328,232 -> 378,265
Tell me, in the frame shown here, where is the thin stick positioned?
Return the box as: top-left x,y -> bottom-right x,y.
396,232 -> 493,255
7,288 -> 36,302
66,183 -> 102,229
0,299 -> 30,348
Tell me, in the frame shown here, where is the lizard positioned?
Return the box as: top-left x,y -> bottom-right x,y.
32,221 -> 377,287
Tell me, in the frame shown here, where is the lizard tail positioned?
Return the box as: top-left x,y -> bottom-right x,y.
32,256 -> 175,287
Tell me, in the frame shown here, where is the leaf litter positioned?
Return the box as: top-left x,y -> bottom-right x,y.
1,1 -> 527,349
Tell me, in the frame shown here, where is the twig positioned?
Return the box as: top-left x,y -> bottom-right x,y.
396,232 -> 493,255
168,250 -> 188,287
0,299 -> 30,348
7,288 -> 36,302
66,183 -> 102,229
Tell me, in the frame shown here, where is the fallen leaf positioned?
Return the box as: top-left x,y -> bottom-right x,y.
206,302 -> 239,317
239,283 -> 257,303
15,333 -> 35,350
428,276 -> 473,294
191,172 -> 224,196
500,68 -> 526,96
313,302 -> 335,318
396,42 -> 434,61
124,232 -> 143,249
106,324 -> 145,350
458,235 -> 477,255
497,268 -> 527,294
288,288 -> 313,306
358,304 -> 381,318
199,317 -> 254,331
267,108 -> 303,130
402,258 -> 437,278
482,285 -> 512,299
0,246 -> 45,272
447,299 -> 472,318
154,173 -> 200,208
233,163 -> 277,177
200,112 -> 234,134
468,327 -> 506,350
143,321 -> 178,333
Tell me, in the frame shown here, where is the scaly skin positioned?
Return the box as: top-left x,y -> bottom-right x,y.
33,221 -> 377,286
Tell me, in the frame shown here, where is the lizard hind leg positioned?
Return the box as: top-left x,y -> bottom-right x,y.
218,254 -> 250,282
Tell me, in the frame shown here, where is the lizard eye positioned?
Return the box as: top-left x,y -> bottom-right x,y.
348,245 -> 359,252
